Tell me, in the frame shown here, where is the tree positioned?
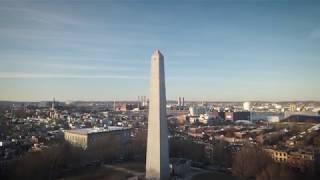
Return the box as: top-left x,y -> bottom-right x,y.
170,139 -> 206,162
87,136 -> 122,162
313,135 -> 320,148
257,163 -> 296,180
13,142 -> 79,180
232,145 -> 272,180
6,139 -> 130,179
211,140 -> 232,167
126,130 -> 147,161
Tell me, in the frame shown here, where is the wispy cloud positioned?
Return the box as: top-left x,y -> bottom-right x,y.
0,72 -> 147,79
48,63 -> 140,71
0,53 -> 148,65
0,4 -> 160,47
169,51 -> 200,58
0,5 -> 86,27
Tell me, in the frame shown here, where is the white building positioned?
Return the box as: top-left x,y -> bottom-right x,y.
251,112 -> 284,121
284,111 -> 320,118
243,102 -> 251,111
189,106 -> 206,116
64,126 -> 131,149
199,114 -> 213,124
267,116 -> 280,123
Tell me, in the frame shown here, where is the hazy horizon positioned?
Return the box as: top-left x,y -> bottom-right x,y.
0,98 -> 319,103
1,0 -> 320,101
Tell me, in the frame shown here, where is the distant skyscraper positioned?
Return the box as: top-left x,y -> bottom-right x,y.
146,50 -> 170,180
289,104 -> 297,112
138,96 -> 141,108
50,97 -> 57,119
52,97 -> 55,111
143,96 -> 147,106
182,97 -> 185,108
177,96 -> 182,110
243,102 -> 251,111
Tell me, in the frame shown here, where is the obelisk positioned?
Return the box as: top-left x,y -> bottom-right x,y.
146,50 -> 170,180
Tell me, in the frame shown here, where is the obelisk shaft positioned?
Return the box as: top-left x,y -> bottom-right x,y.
146,50 -> 170,180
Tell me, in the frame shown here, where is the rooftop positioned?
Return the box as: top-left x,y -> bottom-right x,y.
64,126 -> 131,135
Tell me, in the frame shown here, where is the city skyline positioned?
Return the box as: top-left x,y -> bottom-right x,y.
1,0 -> 320,101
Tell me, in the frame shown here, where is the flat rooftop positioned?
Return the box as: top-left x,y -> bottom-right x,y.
64,126 -> 131,135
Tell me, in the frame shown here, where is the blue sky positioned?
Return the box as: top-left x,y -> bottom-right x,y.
0,0 -> 319,101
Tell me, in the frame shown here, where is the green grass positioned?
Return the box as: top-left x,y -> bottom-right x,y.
192,172 -> 237,180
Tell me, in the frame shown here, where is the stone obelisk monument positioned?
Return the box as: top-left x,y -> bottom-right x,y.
146,50 -> 170,180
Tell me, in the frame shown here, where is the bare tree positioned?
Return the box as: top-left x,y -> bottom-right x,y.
232,145 -> 272,180
87,136 -> 122,162
257,163 -> 296,180
126,130 -> 147,161
211,140 -> 232,167
170,139 -> 206,162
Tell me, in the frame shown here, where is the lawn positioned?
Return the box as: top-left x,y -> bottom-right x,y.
115,162 -> 146,173
58,166 -> 132,180
192,172 -> 237,180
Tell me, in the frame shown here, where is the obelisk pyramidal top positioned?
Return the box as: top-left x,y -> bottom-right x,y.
146,50 -> 170,180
